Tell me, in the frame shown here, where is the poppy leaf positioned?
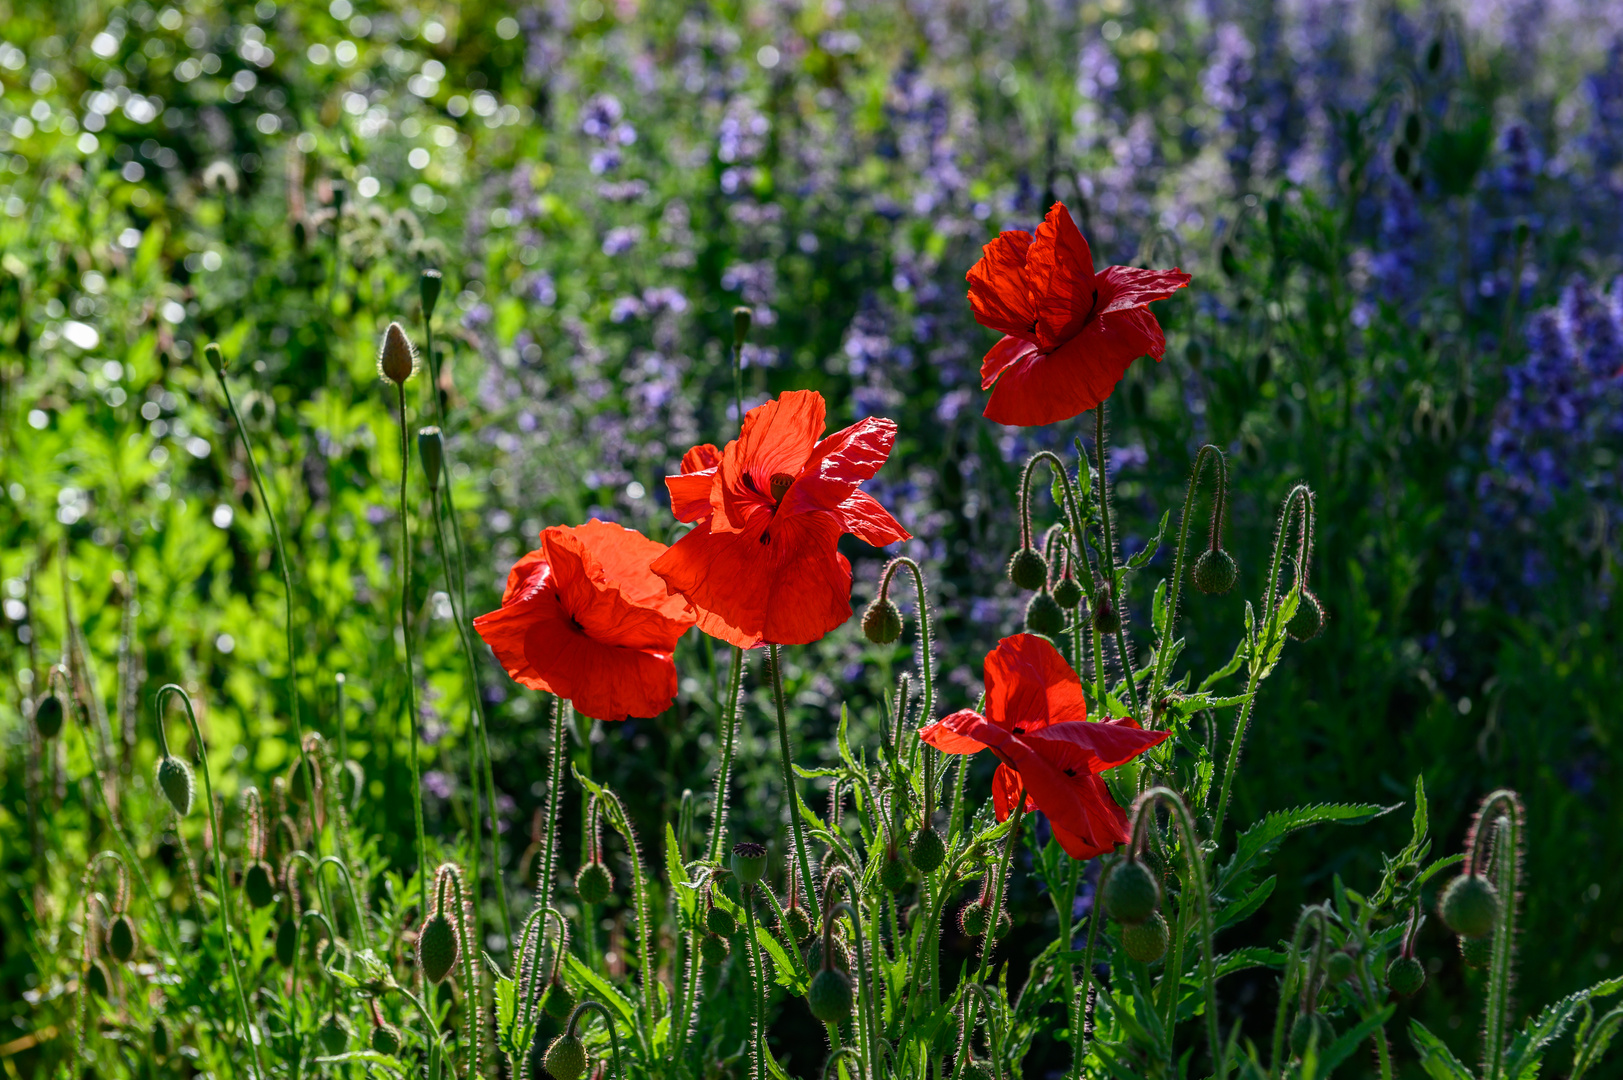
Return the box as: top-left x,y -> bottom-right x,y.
1127,511 -> 1171,570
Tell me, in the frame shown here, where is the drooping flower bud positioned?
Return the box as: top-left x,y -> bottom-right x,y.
544,1033 -> 589,1080
700,932 -> 730,965
1386,955 -> 1425,996
732,306 -> 753,348
1287,589 -> 1324,641
1101,859 -> 1159,925
33,693 -> 63,738
705,901 -> 737,937
417,911 -> 459,983
1459,933 -> 1491,969
204,342 -> 228,376
1025,590 -> 1066,638
807,967 -> 854,1023
542,978 -> 575,1020
420,268 -> 443,320
370,1020 -> 403,1055
1192,548 -> 1238,596
244,860 -> 277,909
156,755 -> 195,817
86,959 -> 111,997
1439,874 -> 1499,939
1289,1013 -> 1334,1058
879,846 -> 911,893
575,861 -> 613,905
1092,593 -> 1121,635
319,1012 -> 352,1054
1122,911 -> 1169,963
781,903 -> 812,945
1053,559 -> 1083,609
731,841 -> 768,886
152,1018 -> 170,1056
1008,547 -> 1048,592
108,914 -> 136,963
959,901 -> 987,937
1324,950 -> 1355,984
862,596 -> 903,645
417,427 -> 444,489
909,827 -> 945,875
377,322 -> 418,386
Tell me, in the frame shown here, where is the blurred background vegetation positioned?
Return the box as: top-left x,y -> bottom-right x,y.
1,0 -> 1620,1075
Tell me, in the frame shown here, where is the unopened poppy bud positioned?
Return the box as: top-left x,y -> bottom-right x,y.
204,342 -> 227,376
880,847 -> 911,893
319,1012 -> 351,1054
1386,955 -> 1425,996
1290,1013 -> 1334,1058
418,427 -> 444,489
542,978 -> 575,1019
244,861 -> 277,909
575,860 -> 613,905
34,693 -> 63,738
862,597 -> 903,645
152,1018 -> 170,1056
960,1059 -> 995,1080
1287,589 -> 1324,641
910,827 -> 945,875
1439,874 -> 1499,938
1459,933 -> 1491,968
1122,911 -> 1169,963
1008,547 -> 1048,591
700,931 -> 730,965
420,268 -> 443,319
732,305 -> 752,347
807,968 -> 854,1023
731,841 -> 768,886
1092,594 -> 1121,635
157,755 -> 195,817
1424,37 -> 1443,74
370,1020 -> 403,1055
1025,590 -> 1066,638
377,321 -> 417,386
1102,859 -> 1160,924
86,959 -> 111,997
1325,950 -> 1355,984
1053,571 -> 1083,610
959,901 -> 987,937
1192,548 -> 1238,595
781,903 -> 812,944
108,915 -> 136,962
275,917 -> 297,967
417,912 -> 459,983
705,902 -> 737,937
544,1033 -> 589,1080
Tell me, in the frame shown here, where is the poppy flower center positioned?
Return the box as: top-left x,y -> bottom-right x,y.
769,472 -> 795,503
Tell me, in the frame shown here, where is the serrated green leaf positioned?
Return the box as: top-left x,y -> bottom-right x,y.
1218,803 -> 1399,893
1411,775 -> 1430,848
1311,1006 -> 1395,1078
564,952 -> 638,1028
1127,511 -> 1171,569
1505,977 -> 1623,1080
1410,1019 -> 1478,1080
753,919 -> 808,994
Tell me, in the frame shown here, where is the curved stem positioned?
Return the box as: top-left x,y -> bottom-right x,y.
707,647 -> 745,863
594,785 -> 658,1021
537,697 -> 568,916
1212,483 -> 1313,840
973,799 -> 1026,990
1473,790 -> 1524,1080
394,383 -> 429,917
823,1047 -> 862,1080
951,982 -> 1002,1080
1070,884 -> 1103,1080
770,644 -> 820,927
1150,445 -> 1226,706
441,865 -> 482,1080
1128,787 -> 1223,1080
315,855 -> 372,950
822,868 -> 880,1076
156,684 -> 264,1080
565,1001 -> 627,1080
1271,904 -> 1331,1080
1092,404 -> 1143,719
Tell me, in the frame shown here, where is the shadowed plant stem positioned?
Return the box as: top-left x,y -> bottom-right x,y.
1092,404 -> 1142,720
768,644 -> 820,926
395,382 -> 429,917
538,696 -> 568,914
974,798 -> 1026,990
744,884 -> 767,1080
1150,444 -> 1225,707
1070,883 -> 1103,1080
707,646 -> 745,863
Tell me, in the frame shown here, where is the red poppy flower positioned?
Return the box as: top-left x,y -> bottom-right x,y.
652,389 -> 911,649
967,202 -> 1191,427
919,634 -> 1168,858
473,520 -> 695,722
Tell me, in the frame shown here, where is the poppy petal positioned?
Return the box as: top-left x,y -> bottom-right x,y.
722,390 -> 826,520
780,416 -> 898,516
1026,203 -> 1102,348
499,547 -> 551,606
519,605 -> 679,722
681,443 -> 723,473
919,709 -> 996,754
544,522 -> 694,650
667,471 -> 719,522
980,335 -> 1042,392
992,762 -> 1035,820
981,324 -> 1138,427
1098,265 -> 1192,314
1024,720 -> 1169,775
830,490 -> 911,548
966,230 -> 1039,342
1046,779 -> 1129,858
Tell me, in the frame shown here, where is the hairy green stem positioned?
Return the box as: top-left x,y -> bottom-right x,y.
565,1001 -> 627,1080
1070,890 -> 1103,1080
1149,445 -> 1226,707
1271,904 -> 1330,1079
769,644 -> 820,926
1476,790 -> 1524,1080
974,799 -> 1026,990
1092,404 -> 1143,719
393,382 -> 430,917
707,647 -> 745,862
538,697 -> 568,915
744,883 -> 767,1080
595,784 -> 659,1020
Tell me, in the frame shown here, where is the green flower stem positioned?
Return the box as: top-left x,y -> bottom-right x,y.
879,557 -> 937,820
156,684 -> 264,1080
821,869 -> 880,1074
393,382 -> 430,918
1054,858 -> 1080,1079
315,854 -> 372,950
973,799 -> 1027,991
1092,404 -> 1143,719
1069,887 -> 1104,1080
744,883 -> 767,1080
951,982 -> 1002,1080
1016,450 -> 1097,684
1355,961 -> 1395,1080
1475,790 -> 1524,1080
755,887 -> 811,982
1213,484 -> 1312,841
1270,905 -> 1330,1079
441,865 -> 482,1080
593,784 -> 659,1021
565,1001 -> 627,1080
1149,445 -> 1226,708
538,697 -> 569,914
74,851 -> 125,1065
769,644 -> 820,927
1130,787 -> 1223,1080
212,357 -> 313,804
427,478 -> 512,945
822,1047 -> 862,1080
707,646 -> 745,862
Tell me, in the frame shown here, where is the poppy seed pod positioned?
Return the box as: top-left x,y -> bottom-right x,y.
705,903 -> 737,937
204,342 -> 227,376
910,826 -> 945,875
1053,572 -> 1084,610
1290,1013 -> 1334,1058
1025,590 -> 1066,639
1440,873 -> 1499,939
420,268 -> 442,319
807,968 -> 854,1024
781,904 -> 812,944
377,322 -> 417,386
417,427 -> 444,489
319,1012 -> 351,1055
417,912 -> 459,983
370,1020 -> 402,1056
1459,933 -> 1492,968
33,693 -> 63,738
700,932 -> 730,966
575,861 -> 613,905
542,978 -> 575,1020
1324,950 -> 1356,984
157,755 -> 195,818
731,841 -> 768,886
1092,594 -> 1121,635
544,1033 -> 588,1080
108,915 -> 136,963
1102,859 -> 1160,925
862,597 -> 903,645
1287,589 -> 1324,641
1122,911 -> 1170,963
1192,548 -> 1239,595
244,861 -> 277,909
732,305 -> 752,347
1008,547 -> 1048,591
1386,955 -> 1425,996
